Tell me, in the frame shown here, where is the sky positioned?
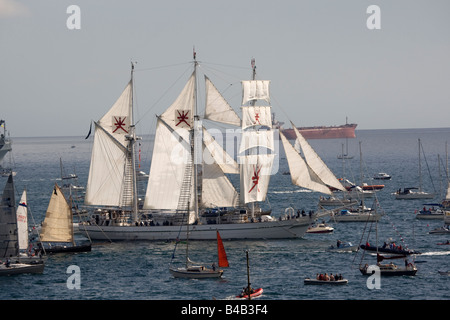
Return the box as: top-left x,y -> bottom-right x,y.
1,0 -> 449,137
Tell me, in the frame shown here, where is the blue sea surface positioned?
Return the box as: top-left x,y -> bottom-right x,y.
1,128 -> 449,301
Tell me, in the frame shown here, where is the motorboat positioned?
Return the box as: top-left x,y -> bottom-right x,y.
304,278 -> 348,285
327,240 -> 358,252
373,172 -> 391,180
306,223 -> 334,234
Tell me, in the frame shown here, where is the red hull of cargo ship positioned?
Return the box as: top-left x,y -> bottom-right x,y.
281,124 -> 357,140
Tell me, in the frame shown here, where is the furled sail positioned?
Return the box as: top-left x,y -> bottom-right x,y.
280,132 -> 332,195
84,80 -> 133,207
16,190 -> 28,251
41,184 -> 74,244
290,122 -> 345,192
204,76 -> 241,126
0,174 -> 18,258
241,80 -> 270,105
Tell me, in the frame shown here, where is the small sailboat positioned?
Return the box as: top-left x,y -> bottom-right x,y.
359,254 -> 417,277
395,139 -> 435,200
39,184 -> 91,254
0,174 -> 44,276
15,189 -> 46,264
358,210 -> 417,277
236,250 -> 263,299
169,230 -> 229,279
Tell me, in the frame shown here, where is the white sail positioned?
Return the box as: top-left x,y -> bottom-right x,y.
242,106 -> 272,129
203,127 -> 238,174
239,129 -> 275,154
241,80 -> 270,105
84,80 -> 133,207
16,190 -> 28,250
201,142 -> 239,208
240,154 -> 275,203
280,132 -> 332,195
291,122 -> 345,192
204,76 -> 240,126
41,184 -> 74,243
144,119 -> 194,212
161,73 -> 196,130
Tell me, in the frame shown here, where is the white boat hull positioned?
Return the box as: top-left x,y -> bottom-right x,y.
395,192 -> 435,200
169,267 -> 223,278
78,217 -> 311,241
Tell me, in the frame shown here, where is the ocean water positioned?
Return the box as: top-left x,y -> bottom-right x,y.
1,128 -> 449,303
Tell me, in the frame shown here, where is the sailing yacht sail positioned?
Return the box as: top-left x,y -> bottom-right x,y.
41,184 -> 91,253
0,174 -> 44,275
16,190 -> 28,251
0,174 -> 18,258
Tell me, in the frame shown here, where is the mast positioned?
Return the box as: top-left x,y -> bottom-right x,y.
246,250 -> 252,300
192,48 -> 199,222
128,62 -> 140,222
250,58 -> 256,217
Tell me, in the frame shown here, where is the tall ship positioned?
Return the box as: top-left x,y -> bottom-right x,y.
79,55 -> 345,241
281,119 -> 357,140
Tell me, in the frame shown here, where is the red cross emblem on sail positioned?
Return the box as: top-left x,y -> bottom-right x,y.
176,110 -> 190,128
113,116 -> 129,134
254,112 -> 261,125
248,165 -> 261,193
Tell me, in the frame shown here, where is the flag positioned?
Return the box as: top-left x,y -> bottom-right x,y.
85,122 -> 92,139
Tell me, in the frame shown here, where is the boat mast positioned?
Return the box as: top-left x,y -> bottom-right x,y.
128,62 -> 140,222
418,138 -> 422,193
192,48 -> 199,222
250,59 -> 257,218
246,250 -> 251,300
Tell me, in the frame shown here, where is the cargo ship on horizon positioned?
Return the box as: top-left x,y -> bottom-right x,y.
274,115 -> 357,140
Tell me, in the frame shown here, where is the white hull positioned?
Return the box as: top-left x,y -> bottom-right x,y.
394,192 -> 434,200
169,267 -> 223,278
79,217 -> 312,241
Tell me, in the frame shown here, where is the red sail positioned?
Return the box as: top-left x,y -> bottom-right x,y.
217,231 -> 229,268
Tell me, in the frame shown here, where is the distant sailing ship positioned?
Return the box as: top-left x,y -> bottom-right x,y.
79,55 -> 344,241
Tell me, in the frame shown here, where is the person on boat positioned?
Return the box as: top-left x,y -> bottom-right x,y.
211,262 -> 216,271
324,273 -> 330,281
330,273 -> 335,281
